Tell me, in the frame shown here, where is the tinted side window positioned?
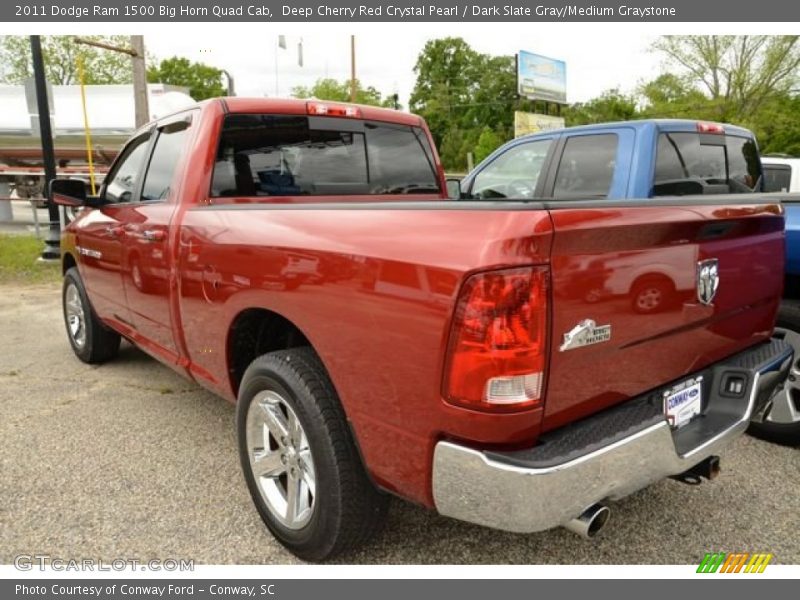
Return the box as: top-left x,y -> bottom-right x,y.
764,164 -> 792,192
654,132 -> 761,196
553,134 -> 618,198
141,123 -> 191,201
212,114 -> 439,197
470,139 -> 552,199
104,135 -> 150,204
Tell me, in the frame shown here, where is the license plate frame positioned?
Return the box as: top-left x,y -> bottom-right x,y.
663,376 -> 703,429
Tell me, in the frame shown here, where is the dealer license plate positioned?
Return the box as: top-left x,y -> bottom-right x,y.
663,377 -> 703,429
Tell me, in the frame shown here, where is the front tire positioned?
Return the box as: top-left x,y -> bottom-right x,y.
236,347 -> 388,561
62,267 -> 121,364
748,302 -> 800,445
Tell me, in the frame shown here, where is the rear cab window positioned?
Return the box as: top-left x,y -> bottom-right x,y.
211,114 -> 440,198
653,129 -> 762,196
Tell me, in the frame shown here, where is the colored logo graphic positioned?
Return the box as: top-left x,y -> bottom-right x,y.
697,552 -> 773,573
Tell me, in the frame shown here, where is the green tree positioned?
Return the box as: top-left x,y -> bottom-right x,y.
475,127 -> 506,164
637,73 -> 717,119
564,88 -> 638,125
652,35 -> 800,122
410,38 -> 535,170
747,93 -> 800,156
409,37 -> 483,149
291,77 -> 398,108
473,127 -> 503,163
147,56 -> 225,101
0,35 -> 133,85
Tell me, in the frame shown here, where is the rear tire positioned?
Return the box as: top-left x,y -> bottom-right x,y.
747,302 -> 800,446
62,267 -> 121,364
236,347 -> 388,561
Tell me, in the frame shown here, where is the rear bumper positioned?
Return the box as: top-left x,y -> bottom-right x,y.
432,338 -> 792,533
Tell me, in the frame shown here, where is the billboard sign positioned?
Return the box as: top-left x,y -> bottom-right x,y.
517,51 -> 567,104
514,111 -> 566,137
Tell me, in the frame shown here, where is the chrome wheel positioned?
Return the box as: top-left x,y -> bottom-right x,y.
246,390 -> 316,530
761,327 -> 800,424
64,282 -> 86,349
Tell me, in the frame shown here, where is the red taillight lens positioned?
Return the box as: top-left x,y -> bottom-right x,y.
443,266 -> 548,411
306,101 -> 362,118
697,122 -> 724,134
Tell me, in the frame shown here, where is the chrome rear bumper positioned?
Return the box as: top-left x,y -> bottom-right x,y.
432,339 -> 792,533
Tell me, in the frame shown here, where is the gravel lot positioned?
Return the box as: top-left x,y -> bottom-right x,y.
1,282 -> 798,565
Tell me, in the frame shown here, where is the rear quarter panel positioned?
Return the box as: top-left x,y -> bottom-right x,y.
177,204 -> 554,506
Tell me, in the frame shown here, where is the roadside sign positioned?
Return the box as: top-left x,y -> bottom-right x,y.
517,51 -> 567,103
514,111 -> 565,137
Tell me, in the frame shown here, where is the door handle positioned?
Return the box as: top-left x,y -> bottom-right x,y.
141,229 -> 166,242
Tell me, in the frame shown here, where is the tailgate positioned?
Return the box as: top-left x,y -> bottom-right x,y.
543,201 -> 784,431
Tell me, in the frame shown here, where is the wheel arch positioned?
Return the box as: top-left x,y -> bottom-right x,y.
62,252 -> 77,275
226,307 -> 316,398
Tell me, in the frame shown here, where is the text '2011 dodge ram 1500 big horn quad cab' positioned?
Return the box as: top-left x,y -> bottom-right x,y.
53,102 -> 792,561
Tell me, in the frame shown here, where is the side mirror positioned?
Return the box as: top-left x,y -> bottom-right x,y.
446,177 -> 463,200
50,179 -> 88,207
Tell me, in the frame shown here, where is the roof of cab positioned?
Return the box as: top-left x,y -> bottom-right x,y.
218,97 -> 424,127
517,118 -> 755,141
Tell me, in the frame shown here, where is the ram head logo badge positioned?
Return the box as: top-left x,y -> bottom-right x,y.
697,259 -> 720,305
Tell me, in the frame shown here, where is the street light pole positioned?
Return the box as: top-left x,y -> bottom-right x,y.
29,35 -> 60,261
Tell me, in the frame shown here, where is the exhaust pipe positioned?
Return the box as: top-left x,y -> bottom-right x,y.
671,456 -> 721,485
564,504 -> 611,539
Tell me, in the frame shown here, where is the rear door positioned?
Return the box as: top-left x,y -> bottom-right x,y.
543,128 -> 782,429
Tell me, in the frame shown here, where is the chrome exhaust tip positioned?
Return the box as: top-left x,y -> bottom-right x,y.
564,504 -> 611,539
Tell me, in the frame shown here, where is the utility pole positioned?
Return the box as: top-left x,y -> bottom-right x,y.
350,35 -> 356,103
130,36 -> 149,128
221,69 -> 235,96
29,36 -> 60,261
74,36 -> 149,127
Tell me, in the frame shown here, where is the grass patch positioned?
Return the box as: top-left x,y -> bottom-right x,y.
0,234 -> 60,284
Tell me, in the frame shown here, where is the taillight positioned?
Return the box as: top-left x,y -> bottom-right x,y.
306,101 -> 362,118
697,122 -> 724,134
443,266 -> 548,411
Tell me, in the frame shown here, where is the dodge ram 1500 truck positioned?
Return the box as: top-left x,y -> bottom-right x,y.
761,155 -> 800,444
461,119 -> 799,445
53,103 -> 792,561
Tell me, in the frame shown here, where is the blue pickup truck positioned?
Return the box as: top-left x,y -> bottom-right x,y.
761,156 -> 800,444
457,119 -> 800,444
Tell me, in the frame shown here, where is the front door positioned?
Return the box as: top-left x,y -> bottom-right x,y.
119,116 -> 194,364
74,133 -> 151,329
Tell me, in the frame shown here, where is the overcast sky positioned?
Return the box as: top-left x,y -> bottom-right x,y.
145,27 -> 662,106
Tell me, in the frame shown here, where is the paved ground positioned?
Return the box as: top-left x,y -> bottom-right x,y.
1,282 -> 798,565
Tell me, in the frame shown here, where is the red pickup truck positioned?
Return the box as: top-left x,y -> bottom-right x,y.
53,99 -> 792,561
